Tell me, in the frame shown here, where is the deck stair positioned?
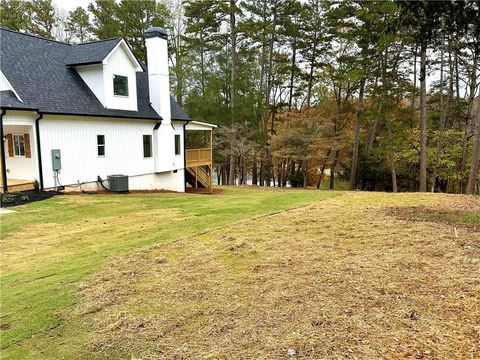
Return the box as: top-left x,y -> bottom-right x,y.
186,165 -> 210,189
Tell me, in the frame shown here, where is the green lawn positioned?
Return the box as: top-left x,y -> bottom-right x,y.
0,187 -> 338,358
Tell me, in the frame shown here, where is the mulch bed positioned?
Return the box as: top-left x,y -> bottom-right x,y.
1,190 -> 60,207
186,187 -> 224,194
0,188 -> 222,207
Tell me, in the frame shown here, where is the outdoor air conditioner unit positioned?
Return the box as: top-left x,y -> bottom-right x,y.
108,174 -> 129,192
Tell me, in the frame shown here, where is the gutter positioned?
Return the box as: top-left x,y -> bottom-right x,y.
41,111 -> 162,121
0,106 -> 38,111
0,109 -> 7,192
35,112 -> 44,189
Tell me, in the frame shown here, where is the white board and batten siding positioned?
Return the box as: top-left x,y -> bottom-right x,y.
75,42 -> 139,111
39,115 -> 185,192
2,110 -> 39,181
76,64 -> 104,105
102,42 -> 139,111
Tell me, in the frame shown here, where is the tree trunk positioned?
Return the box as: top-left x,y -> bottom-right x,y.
411,44 -> 417,114
228,1 -> 237,186
365,107 -> 379,159
283,159 -> 289,187
306,29 -> 318,108
419,41 -> 428,192
330,150 -> 339,190
459,46 -> 478,193
302,159 -> 308,188
278,159 -> 284,187
240,155 -> 247,185
288,37 -> 297,111
224,165 -> 229,185
259,3 -> 276,188
252,153 -> 258,185
317,149 -> 331,188
454,48 -> 460,101
259,159 -> 265,186
431,40 -> 452,192
466,105 -> 480,195
229,148 -> 236,185
200,33 -> 206,101
350,76 -> 365,190
386,119 -> 398,193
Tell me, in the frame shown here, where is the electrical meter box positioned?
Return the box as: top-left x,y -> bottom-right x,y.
51,149 -> 61,171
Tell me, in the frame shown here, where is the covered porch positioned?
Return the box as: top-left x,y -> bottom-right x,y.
1,114 -> 39,193
185,121 -> 217,193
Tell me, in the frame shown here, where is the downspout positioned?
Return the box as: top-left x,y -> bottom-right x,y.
183,121 -> 187,193
35,112 -> 44,189
0,109 -> 8,192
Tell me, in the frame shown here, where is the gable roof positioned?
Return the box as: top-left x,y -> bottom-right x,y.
0,28 -> 190,121
65,37 -> 122,66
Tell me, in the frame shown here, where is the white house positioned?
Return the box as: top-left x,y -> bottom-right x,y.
0,27 -> 216,193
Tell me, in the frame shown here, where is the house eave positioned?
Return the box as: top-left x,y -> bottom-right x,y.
40,110 -> 163,121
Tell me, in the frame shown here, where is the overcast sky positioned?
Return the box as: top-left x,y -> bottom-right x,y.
54,0 -> 91,12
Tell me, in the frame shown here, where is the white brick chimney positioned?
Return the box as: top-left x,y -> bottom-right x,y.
145,27 -> 171,123
145,27 -> 175,172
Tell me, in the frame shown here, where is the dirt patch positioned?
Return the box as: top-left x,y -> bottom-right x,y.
0,190 -> 59,207
387,205 -> 480,232
387,203 -> 480,258
186,187 -> 224,194
68,192 -> 480,359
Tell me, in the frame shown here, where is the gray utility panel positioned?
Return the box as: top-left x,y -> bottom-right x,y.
108,174 -> 129,192
51,149 -> 61,170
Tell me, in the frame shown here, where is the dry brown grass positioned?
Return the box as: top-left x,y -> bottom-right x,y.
72,192 -> 480,359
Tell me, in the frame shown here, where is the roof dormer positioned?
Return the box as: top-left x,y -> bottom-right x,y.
68,38 -> 142,112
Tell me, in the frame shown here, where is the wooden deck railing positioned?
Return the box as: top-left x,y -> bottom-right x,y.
186,148 -> 212,167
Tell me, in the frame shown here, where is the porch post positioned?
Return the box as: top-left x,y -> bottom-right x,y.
210,130 -> 213,193
34,113 -> 44,189
0,109 -> 8,193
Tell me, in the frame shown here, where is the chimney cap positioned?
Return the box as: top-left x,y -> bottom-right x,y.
146,27 -> 168,40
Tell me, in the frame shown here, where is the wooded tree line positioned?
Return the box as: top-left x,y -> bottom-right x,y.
1,0 -> 479,194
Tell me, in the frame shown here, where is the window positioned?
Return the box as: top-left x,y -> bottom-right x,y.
97,135 -> 105,156
143,135 -> 152,158
174,134 -> 181,155
13,134 -> 25,157
113,75 -> 128,96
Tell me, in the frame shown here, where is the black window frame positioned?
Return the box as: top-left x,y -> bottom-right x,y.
143,134 -> 152,158
174,134 -> 181,155
97,134 -> 105,156
113,74 -> 129,96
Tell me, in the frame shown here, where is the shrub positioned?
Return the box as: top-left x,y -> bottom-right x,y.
2,196 -> 14,204
33,180 -> 40,192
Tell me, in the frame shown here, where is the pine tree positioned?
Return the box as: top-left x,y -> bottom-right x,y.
117,0 -> 171,61
0,0 -> 31,31
27,0 -> 57,39
65,7 -> 91,43
398,0 -> 447,192
88,0 -> 120,40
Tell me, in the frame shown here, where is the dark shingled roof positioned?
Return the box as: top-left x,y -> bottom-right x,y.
65,38 -> 122,66
0,28 -> 190,121
0,90 -> 36,110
